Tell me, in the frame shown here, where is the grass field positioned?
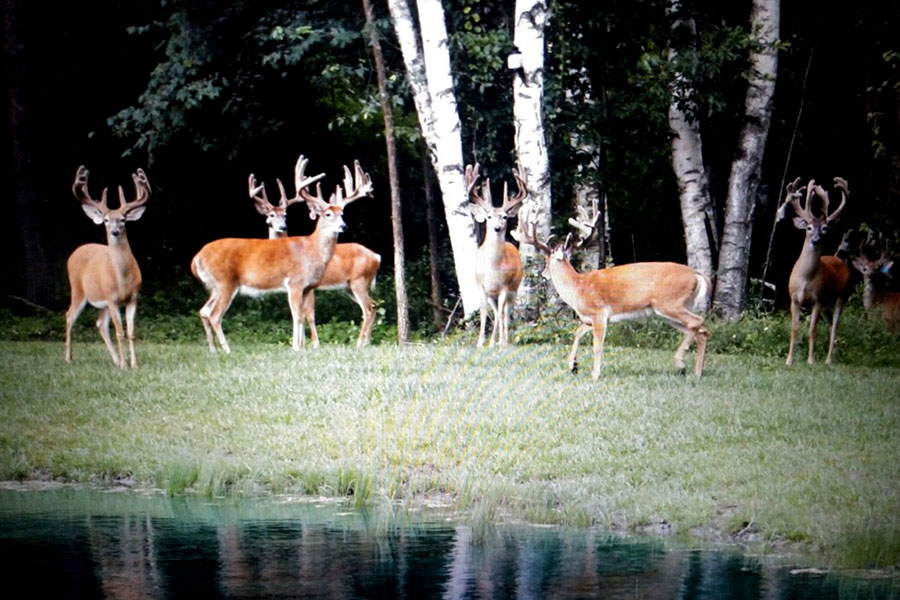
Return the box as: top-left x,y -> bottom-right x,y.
1,319 -> 899,570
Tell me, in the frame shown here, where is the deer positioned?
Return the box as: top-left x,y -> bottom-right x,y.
65,165 -> 152,368
512,203 -> 711,378
249,174 -> 381,347
851,245 -> 899,333
464,163 -> 526,347
191,155 -> 373,353
783,177 -> 851,365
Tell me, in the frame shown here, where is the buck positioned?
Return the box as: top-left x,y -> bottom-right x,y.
464,163 -> 526,347
249,174 -> 381,347
851,247 -> 899,333
512,204 -> 711,378
64,165 -> 152,368
783,177 -> 851,365
191,155 -> 373,353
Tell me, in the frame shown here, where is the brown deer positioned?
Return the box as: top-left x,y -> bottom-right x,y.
191,155 -> 373,353
513,204 -> 711,378
248,174 -> 381,347
65,166 -> 152,368
852,246 -> 899,333
784,177 -> 851,365
464,164 -> 526,347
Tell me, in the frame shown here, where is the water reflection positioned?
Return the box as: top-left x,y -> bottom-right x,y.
0,487 -> 895,599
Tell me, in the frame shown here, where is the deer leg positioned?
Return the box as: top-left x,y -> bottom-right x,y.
489,296 -> 502,347
477,296 -> 490,348
199,290 -> 220,352
125,299 -> 138,369
303,290 -> 320,349
807,303 -> 821,364
350,281 -> 375,347
65,296 -> 87,363
825,299 -> 844,365
786,299 -> 801,366
208,286 -> 237,354
656,307 -> 706,374
496,290 -> 511,347
107,303 -> 127,369
568,321 -> 593,375
95,308 -> 119,365
590,313 -> 610,380
289,286 -> 309,351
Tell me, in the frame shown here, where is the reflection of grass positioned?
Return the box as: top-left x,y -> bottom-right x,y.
0,339 -> 898,569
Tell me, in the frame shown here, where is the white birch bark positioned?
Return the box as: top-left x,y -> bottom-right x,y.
667,2 -> 716,281
713,0 -> 780,320
511,0 -> 552,314
387,0 -> 481,315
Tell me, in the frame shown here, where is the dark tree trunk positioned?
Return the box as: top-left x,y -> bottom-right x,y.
422,149 -> 444,330
363,0 -> 410,342
5,0 -> 57,306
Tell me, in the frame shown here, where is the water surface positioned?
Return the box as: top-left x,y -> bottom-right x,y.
0,486 -> 894,599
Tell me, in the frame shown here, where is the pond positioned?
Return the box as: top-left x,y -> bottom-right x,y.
0,486 -> 895,599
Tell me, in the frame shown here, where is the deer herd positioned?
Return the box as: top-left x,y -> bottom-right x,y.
63,159 -> 897,377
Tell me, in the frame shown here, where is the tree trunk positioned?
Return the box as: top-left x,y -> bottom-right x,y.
422,149 -> 444,329
713,0 -> 780,320
667,2 -> 716,281
363,0 -> 409,343
386,0 -> 482,316
5,0 -> 56,306
511,0 -> 552,317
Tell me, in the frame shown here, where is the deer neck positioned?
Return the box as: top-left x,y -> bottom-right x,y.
306,223 -> 340,270
862,276 -> 886,311
105,230 -> 139,288
792,237 -> 824,279
548,258 -> 587,309
479,228 -> 508,260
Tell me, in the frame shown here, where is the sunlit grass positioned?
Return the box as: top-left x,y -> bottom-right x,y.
0,338 -> 898,570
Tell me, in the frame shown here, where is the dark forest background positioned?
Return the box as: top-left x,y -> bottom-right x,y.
4,0 -> 899,334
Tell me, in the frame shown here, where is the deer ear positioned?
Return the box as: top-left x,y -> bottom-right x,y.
792,216 -> 808,230
470,204 -> 487,223
851,256 -> 866,271
81,204 -> 105,225
125,205 -> 147,222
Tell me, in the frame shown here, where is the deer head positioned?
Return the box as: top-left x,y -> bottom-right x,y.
790,177 -> 848,248
72,166 -> 151,240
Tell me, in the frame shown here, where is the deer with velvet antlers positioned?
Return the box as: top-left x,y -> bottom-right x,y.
65,165 -> 152,368
512,203 -> 711,378
249,172 -> 381,347
781,177 -> 852,365
464,163 -> 526,347
191,155 -> 373,353
851,241 -> 899,333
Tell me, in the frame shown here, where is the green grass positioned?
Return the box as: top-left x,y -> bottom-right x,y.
1,323 -> 899,570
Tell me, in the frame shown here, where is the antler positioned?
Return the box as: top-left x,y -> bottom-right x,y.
464,163 -> 489,208
248,173 -> 274,213
502,167 -> 528,215
72,165 -> 108,211
567,201 -> 600,249
511,204 -> 552,255
790,179 -> 816,222
293,155 -> 330,216
827,177 -> 848,223
332,160 -> 374,208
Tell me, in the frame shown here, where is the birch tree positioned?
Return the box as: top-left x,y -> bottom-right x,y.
510,0 -> 552,315
713,0 -> 780,320
386,0 -> 482,316
667,0 -> 716,281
